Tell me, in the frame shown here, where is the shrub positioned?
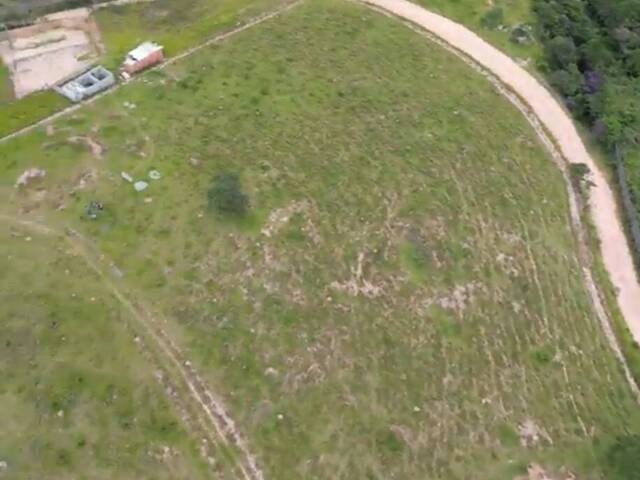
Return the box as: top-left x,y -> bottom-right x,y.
207,172 -> 249,216
480,7 -> 504,30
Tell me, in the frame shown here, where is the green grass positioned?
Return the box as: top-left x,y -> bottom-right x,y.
0,91 -> 68,138
1,0 -> 639,478
0,227 -> 208,479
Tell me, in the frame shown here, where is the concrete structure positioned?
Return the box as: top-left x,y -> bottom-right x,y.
55,65 -> 115,102
120,41 -> 164,75
0,7 -> 103,98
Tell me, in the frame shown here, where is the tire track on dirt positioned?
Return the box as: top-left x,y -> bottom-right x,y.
360,0 -> 640,402
1,215 -> 264,480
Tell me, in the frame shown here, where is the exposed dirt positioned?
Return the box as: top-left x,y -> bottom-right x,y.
515,463 -> 576,480
68,135 -> 104,158
362,0 -> 640,403
517,419 -> 551,448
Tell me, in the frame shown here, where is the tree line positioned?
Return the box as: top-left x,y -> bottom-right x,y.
534,0 -> 640,150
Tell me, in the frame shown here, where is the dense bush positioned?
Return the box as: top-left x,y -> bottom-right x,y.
207,172 -> 249,216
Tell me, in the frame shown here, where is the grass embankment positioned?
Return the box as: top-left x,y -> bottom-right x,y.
1,0 -> 639,478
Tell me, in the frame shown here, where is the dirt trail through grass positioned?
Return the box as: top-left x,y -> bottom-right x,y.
1,214 -> 264,480
361,0 -> 640,399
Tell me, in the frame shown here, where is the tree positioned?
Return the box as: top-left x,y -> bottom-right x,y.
547,36 -> 578,69
207,172 -> 249,216
549,65 -> 583,97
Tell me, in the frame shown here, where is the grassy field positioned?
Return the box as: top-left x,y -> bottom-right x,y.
1,0 -> 639,478
0,226 -> 209,479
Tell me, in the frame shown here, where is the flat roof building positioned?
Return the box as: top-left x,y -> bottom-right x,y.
121,41 -> 164,75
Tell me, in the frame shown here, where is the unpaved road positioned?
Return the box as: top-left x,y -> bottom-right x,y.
363,0 -> 640,349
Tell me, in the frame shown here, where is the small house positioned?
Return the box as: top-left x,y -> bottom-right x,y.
121,42 -> 164,75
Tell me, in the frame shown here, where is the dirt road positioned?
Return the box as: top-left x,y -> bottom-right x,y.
362,0 -> 640,350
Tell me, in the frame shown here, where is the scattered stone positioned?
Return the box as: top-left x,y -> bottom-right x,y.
276,414 -> 284,421
413,406 -> 421,412
15,168 -> 46,188
0,460 -> 7,472
25,236 -> 32,242
264,367 -> 278,377
45,124 -> 55,136
110,265 -> 123,278
85,200 -> 104,220
123,101 -> 137,110
121,171 -> 133,183
57,410 -> 64,418
148,169 -> 161,180
144,197 -> 153,204
189,157 -> 201,167
134,181 -> 149,192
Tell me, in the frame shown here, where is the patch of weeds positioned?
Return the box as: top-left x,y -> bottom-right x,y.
376,429 -> 405,456
496,423 -> 519,447
400,232 -> 431,282
529,345 -> 554,367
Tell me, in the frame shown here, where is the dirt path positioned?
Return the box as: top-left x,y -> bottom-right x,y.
2,215 -> 264,480
360,0 -> 640,399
